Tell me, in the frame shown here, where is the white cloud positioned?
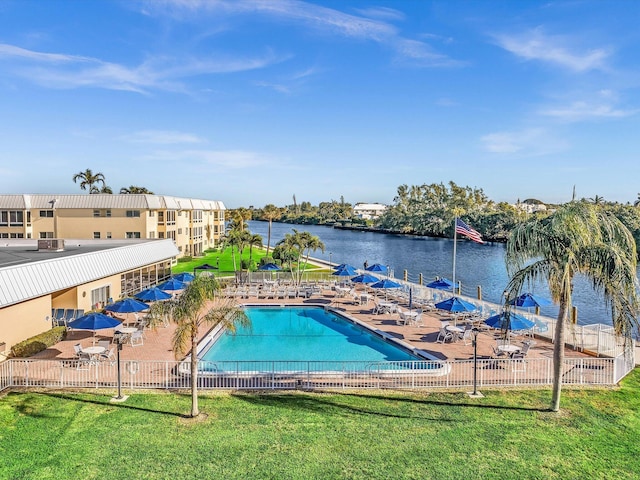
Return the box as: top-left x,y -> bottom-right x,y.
144,0 -> 458,67
354,7 -> 406,22
0,43 -> 284,93
123,130 -> 206,144
494,28 -> 610,72
540,101 -> 637,121
480,128 -> 568,156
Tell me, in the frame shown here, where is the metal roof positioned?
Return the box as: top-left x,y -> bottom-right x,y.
0,194 -> 226,211
0,239 -> 179,308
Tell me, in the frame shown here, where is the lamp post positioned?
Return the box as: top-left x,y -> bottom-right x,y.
469,327 -> 483,398
111,334 -> 128,402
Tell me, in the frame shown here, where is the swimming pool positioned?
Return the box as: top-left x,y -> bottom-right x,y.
200,306 -> 421,364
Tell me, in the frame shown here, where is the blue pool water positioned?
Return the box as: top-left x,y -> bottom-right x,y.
200,306 -> 420,363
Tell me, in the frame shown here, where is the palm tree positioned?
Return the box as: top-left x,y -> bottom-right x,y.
262,204 -> 281,256
120,186 -> 154,194
247,233 -> 263,267
504,201 -> 639,412
277,229 -> 325,286
168,276 -> 250,417
98,185 -> 113,194
72,169 -> 106,193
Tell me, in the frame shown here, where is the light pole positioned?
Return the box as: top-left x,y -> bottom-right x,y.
111,334 -> 128,402
469,327 -> 483,398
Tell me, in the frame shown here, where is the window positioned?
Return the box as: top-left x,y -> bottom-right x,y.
0,233 -> 8,238
166,210 -> 176,225
106,232 -> 112,239
106,210 -> 112,217
9,211 -> 23,226
91,285 -> 110,309
178,228 -> 182,234
39,232 -> 54,239
0,211 -> 7,226
93,210 -> 100,217
10,233 -> 24,238
93,232 -> 100,239
149,211 -> 155,217
158,211 -> 164,224
26,211 -> 31,225
126,210 -> 141,218
158,232 -> 165,239
126,232 -> 141,239
41,210 -> 55,217
149,231 -> 155,238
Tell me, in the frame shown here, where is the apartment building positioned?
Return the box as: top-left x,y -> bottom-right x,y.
0,194 -> 226,257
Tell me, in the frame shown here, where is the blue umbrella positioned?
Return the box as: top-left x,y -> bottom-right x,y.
135,287 -> 172,302
365,263 -> 388,273
333,263 -> 356,271
172,272 -> 195,283
258,262 -> 282,271
104,298 -> 150,314
68,312 -> 122,331
332,265 -> 358,276
194,263 -> 217,273
157,278 -> 187,291
484,312 -> 535,331
351,273 -> 379,284
426,278 -> 454,290
509,293 -> 553,308
370,278 -> 402,289
435,296 -> 477,313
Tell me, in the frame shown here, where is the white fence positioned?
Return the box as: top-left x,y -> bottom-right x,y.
0,355 -> 631,393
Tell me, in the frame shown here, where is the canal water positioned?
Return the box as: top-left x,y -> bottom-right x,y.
248,220 -> 628,327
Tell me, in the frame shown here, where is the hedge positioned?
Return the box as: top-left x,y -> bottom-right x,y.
10,326 -> 67,358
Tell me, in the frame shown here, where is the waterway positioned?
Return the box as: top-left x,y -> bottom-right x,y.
248,220 -> 630,327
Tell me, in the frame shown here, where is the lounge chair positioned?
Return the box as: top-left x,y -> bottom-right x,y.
73,344 -> 92,370
99,348 -> 116,364
53,308 -> 66,327
460,328 -> 474,345
130,331 -> 144,347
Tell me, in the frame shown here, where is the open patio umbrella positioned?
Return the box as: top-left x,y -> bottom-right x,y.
484,312 -> 535,331
351,273 -> 379,284
157,278 -> 187,291
68,312 -> 122,344
509,293 -> 553,308
426,278 -> 454,291
370,278 -> 402,300
332,265 -> 358,276
135,287 -> 172,302
435,296 -> 477,313
104,298 -> 150,314
172,272 -> 195,283
333,263 -> 356,271
365,263 -> 388,274
258,262 -> 282,271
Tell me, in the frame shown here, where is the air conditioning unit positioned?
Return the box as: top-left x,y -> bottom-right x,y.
38,239 -> 65,252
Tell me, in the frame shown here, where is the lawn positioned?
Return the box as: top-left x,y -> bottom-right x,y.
1,369 -> 639,479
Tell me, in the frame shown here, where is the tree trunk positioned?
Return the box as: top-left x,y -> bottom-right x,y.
191,332 -> 199,417
550,297 -> 568,412
266,221 -> 272,257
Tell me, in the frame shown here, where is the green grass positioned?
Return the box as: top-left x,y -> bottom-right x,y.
1,369 -> 639,479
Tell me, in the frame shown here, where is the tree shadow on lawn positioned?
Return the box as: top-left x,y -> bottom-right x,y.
232,390 -> 549,418
38,391 -> 190,418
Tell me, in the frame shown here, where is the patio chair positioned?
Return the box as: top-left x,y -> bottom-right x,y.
436,327 -> 453,344
460,328 -> 474,346
512,342 -> 532,359
412,309 -> 424,327
130,330 -> 144,347
99,347 -> 116,365
64,309 -> 76,322
53,308 -> 66,327
97,340 -> 111,351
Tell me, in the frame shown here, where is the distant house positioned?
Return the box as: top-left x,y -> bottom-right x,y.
353,203 -> 387,220
514,198 -> 548,214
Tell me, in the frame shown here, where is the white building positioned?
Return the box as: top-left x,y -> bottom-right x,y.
353,203 -> 387,220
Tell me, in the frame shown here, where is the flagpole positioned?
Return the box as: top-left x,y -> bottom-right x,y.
452,217 -> 457,296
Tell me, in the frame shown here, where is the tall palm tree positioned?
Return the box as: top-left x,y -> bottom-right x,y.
168,276 -> 249,417
247,233 -> 263,266
504,201 -> 639,412
120,186 -> 154,194
72,169 -> 106,193
262,204 -> 281,257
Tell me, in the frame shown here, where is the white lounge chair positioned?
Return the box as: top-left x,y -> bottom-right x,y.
436,327 -> 453,344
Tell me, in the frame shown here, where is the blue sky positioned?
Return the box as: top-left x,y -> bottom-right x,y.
1,0 -> 639,208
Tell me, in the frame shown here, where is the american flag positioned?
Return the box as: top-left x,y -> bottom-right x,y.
455,218 -> 484,244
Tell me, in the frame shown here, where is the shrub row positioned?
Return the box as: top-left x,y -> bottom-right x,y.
10,326 -> 67,358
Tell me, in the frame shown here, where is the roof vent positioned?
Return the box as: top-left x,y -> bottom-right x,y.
38,239 -> 65,252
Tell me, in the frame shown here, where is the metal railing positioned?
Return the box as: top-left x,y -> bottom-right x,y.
0,355 -> 632,393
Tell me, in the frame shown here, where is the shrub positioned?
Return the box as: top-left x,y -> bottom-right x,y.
10,326 -> 67,358
260,256 -> 275,266
177,256 -> 193,263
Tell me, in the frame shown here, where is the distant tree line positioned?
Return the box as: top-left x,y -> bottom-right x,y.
239,181 -> 640,251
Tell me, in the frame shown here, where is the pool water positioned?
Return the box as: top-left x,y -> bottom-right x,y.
200,306 -> 420,363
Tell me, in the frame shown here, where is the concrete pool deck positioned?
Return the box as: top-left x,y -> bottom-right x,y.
33,287 -> 596,364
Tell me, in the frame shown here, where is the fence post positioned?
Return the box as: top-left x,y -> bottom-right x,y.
403,270 -> 408,281
418,273 -> 423,286
477,285 -> 482,301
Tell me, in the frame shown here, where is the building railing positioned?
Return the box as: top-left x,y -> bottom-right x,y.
0,355 -> 632,393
